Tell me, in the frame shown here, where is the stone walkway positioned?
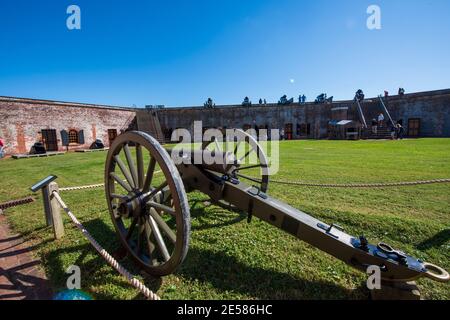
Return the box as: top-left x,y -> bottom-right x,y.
0,214 -> 52,300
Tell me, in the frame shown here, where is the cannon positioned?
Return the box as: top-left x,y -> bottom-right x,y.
90,139 -> 105,150
104,130 -> 449,290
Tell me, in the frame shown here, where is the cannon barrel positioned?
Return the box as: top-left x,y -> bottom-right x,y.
165,148 -> 240,175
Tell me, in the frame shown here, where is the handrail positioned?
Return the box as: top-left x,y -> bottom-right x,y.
355,98 -> 368,129
378,95 -> 395,127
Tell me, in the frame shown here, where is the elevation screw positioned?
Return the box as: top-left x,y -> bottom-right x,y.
359,236 -> 369,251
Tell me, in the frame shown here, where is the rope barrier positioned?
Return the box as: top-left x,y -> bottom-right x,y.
59,175 -> 450,192
59,184 -> 104,192
237,174 -> 450,189
52,191 -> 161,300
59,171 -> 163,192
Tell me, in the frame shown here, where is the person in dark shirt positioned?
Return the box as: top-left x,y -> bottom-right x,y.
390,125 -> 397,140
371,119 -> 378,134
396,123 -> 404,139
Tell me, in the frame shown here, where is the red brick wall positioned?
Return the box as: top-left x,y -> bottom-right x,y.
0,97 -> 136,155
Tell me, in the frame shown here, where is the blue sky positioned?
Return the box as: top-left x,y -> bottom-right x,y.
0,0 -> 449,107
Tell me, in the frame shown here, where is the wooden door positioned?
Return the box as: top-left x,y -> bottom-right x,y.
285,123 -> 293,140
408,118 -> 421,137
41,129 -> 58,151
108,129 -> 118,144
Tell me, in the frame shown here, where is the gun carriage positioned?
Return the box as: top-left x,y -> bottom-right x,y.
103,130 -> 449,292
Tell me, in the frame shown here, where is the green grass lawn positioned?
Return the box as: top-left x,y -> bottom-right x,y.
1,138 -> 449,300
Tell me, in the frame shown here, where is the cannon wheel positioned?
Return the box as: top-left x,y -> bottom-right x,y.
105,131 -> 190,276
202,128 -> 269,211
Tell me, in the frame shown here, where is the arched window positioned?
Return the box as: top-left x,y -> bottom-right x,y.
68,130 -> 79,144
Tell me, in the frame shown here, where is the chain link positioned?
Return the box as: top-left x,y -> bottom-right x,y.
0,196 -> 35,210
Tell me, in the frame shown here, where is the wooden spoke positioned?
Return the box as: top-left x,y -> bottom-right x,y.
239,147 -> 254,162
147,201 -> 176,216
136,219 -> 145,256
143,219 -> 157,264
110,172 -> 133,193
147,214 -> 171,261
153,185 -> 172,204
149,208 -> 176,243
136,144 -> 145,189
143,157 -> 157,192
143,181 -> 169,202
110,193 -> 127,200
235,164 -> 266,172
126,217 -> 138,241
123,144 -> 139,188
233,141 -> 241,155
114,155 -> 135,188
235,173 -> 262,184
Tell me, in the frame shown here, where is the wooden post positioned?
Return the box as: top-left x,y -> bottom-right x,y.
42,185 -> 53,227
49,182 -> 65,240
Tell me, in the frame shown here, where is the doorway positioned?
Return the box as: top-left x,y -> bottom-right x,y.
108,129 -> 118,144
41,129 -> 58,151
408,118 -> 421,137
285,123 -> 293,140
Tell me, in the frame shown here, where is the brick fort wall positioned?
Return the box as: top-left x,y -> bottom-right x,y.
0,97 -> 136,155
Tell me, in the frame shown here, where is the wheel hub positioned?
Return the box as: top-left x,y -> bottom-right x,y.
118,192 -> 148,219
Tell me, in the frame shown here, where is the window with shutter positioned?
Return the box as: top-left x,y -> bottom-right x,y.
78,130 -> 85,144
61,130 -> 69,146
69,130 -> 79,144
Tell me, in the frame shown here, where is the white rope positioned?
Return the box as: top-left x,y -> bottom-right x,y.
269,178 -> 450,188
52,191 -> 161,300
238,173 -> 450,189
59,184 -> 104,192
59,171 -> 163,192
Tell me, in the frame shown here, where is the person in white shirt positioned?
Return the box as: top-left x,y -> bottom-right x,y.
378,113 -> 385,128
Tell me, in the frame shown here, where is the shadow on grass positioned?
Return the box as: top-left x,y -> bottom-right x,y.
43,218 -> 162,300
416,229 -> 450,251
185,198 -> 367,299
178,246 -> 368,300
189,198 -> 247,231
40,214 -> 367,300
